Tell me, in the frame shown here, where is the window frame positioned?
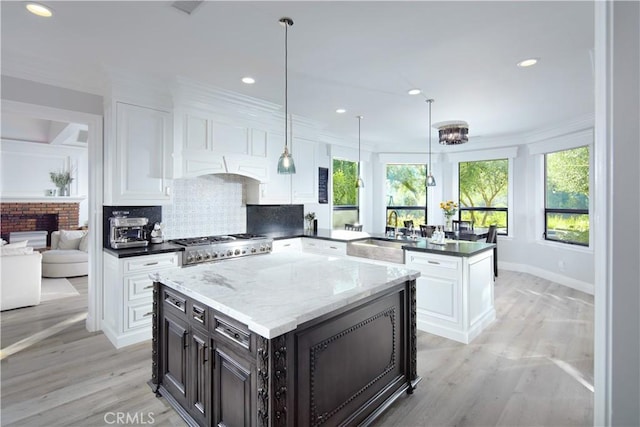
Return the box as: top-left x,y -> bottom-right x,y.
332,158 -> 360,228
543,146 -> 590,247
385,163 -> 428,228
457,158 -> 510,235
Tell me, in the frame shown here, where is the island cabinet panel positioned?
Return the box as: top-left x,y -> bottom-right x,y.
214,346 -> 255,427
294,288 -> 407,427
189,326 -> 211,427
161,313 -> 189,409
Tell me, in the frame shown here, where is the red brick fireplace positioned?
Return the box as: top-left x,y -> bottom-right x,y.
1,202 -> 80,247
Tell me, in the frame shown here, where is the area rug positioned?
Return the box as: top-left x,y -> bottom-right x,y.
40,278 -> 80,302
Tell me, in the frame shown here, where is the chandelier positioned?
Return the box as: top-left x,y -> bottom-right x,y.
437,121 -> 469,145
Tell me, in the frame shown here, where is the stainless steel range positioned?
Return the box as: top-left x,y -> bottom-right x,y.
171,233 -> 273,266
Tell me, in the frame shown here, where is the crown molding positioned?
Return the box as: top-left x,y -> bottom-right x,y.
523,113 -> 594,143
1,51 -> 105,96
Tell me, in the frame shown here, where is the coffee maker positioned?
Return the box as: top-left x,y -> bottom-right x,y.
109,215 -> 149,249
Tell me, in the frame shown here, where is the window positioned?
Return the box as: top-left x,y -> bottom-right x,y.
544,146 -> 589,246
332,159 -> 359,228
458,159 -> 509,234
386,164 -> 427,228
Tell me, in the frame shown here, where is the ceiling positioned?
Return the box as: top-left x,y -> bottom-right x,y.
0,1 -> 595,153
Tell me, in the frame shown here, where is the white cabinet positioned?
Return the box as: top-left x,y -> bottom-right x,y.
291,136 -> 317,203
103,251 -> 180,348
104,102 -> 172,205
302,238 -> 346,256
246,132 -> 318,204
405,250 -> 495,344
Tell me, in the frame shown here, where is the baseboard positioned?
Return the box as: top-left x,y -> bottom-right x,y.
102,324 -> 151,349
499,261 -> 594,295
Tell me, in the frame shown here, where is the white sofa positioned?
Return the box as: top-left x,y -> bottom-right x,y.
42,230 -> 89,278
1,243 -> 42,311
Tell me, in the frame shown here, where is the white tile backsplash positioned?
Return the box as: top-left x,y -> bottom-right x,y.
163,175 -> 246,239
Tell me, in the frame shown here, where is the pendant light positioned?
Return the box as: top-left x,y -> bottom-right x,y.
356,115 -> 364,188
277,17 -> 296,174
426,99 -> 436,187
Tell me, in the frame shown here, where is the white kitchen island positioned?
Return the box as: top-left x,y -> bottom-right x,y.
404,240 -> 496,344
151,252 -> 421,427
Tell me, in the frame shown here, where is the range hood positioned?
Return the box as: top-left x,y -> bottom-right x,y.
173,153 -> 268,183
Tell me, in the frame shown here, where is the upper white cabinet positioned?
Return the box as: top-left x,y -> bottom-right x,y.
291,136 -> 317,203
104,101 -> 172,205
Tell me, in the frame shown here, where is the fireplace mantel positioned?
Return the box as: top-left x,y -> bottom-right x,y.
0,195 -> 86,203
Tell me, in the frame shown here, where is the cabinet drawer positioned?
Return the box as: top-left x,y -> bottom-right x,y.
407,253 -> 461,279
127,302 -> 154,330
212,312 -> 254,356
302,239 -> 346,256
272,238 -> 302,253
126,274 -> 155,301
163,288 -> 188,318
123,253 -> 179,274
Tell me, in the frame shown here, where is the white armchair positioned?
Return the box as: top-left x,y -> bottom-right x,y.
42,230 -> 89,278
1,245 -> 42,311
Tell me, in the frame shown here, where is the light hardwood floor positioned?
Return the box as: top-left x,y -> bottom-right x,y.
1,271 -> 593,426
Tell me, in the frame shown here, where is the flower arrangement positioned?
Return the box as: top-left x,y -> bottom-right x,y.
304,212 -> 316,230
49,170 -> 74,188
439,200 -> 458,219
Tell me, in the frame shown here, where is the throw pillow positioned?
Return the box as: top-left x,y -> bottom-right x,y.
79,233 -> 89,252
58,230 -> 86,250
0,246 -> 34,256
4,240 -> 28,248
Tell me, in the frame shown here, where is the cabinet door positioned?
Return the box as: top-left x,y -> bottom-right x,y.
189,327 -> 211,426
115,102 -> 171,204
291,136 -> 317,203
162,313 -> 189,408
213,346 -> 254,427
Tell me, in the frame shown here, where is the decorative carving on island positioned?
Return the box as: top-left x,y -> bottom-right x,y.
151,282 -> 160,391
257,336 -> 270,427
409,280 -> 418,385
272,335 -> 288,427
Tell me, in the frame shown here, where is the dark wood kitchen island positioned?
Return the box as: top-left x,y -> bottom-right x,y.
150,252 -> 421,427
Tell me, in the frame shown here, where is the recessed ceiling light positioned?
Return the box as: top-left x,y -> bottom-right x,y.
241,77 -> 255,84
336,108 -> 346,114
26,2 -> 53,17
408,89 -> 421,95
517,58 -> 538,68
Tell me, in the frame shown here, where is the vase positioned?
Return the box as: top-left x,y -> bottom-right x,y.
445,217 -> 452,231
58,185 -> 69,196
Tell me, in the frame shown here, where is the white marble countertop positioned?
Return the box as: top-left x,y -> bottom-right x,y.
151,252 -> 420,339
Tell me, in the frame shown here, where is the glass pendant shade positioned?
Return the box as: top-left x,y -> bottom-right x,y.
356,176 -> 364,188
427,173 -> 436,187
277,146 -> 296,174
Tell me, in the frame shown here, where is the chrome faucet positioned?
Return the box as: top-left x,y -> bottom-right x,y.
388,210 -> 399,237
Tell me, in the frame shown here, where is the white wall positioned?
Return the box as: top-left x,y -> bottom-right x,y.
594,2 -> 640,425
0,140 -> 89,225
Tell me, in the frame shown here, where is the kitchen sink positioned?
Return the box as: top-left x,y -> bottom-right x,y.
346,238 -> 417,264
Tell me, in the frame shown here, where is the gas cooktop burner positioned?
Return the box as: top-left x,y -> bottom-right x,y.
171,235 -> 236,246
171,233 -> 273,266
